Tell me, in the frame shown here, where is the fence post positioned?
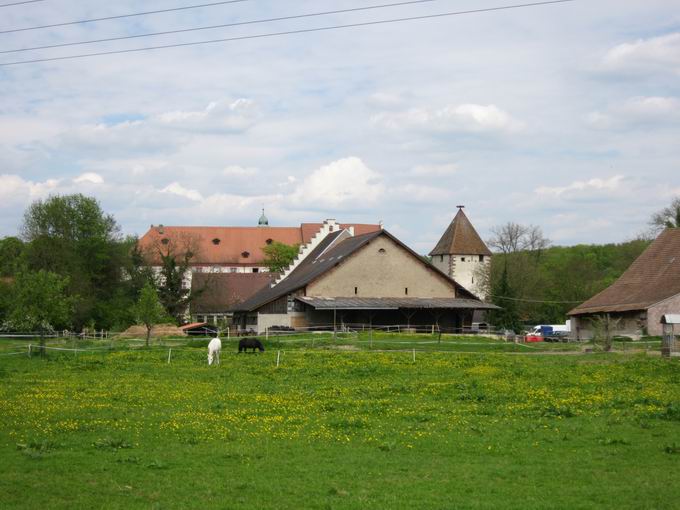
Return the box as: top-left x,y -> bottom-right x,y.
276,350 -> 281,368
370,329 -> 373,349
167,348 -> 172,364
412,348 -> 416,363
28,344 -> 32,357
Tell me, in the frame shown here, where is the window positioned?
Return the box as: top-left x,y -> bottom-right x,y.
378,248 -> 386,254
241,251 -> 250,258
212,238 -> 221,245
472,277 -> 474,284
405,287 -> 408,295
354,287 -> 358,295
161,238 -> 169,245
229,267 -> 238,273
479,255 -> 485,262
461,257 -> 466,262
440,255 -> 444,262
253,268 -> 259,273
266,238 -> 273,245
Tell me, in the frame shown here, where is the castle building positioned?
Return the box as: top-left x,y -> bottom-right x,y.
429,206 -> 492,299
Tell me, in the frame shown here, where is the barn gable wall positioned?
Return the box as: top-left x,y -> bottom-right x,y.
306,236 -> 456,298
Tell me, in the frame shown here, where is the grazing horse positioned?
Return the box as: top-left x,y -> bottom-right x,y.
238,337 -> 265,353
207,337 -> 222,365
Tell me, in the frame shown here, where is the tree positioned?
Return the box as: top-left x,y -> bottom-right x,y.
490,263 -> 522,332
135,282 -> 167,347
0,237 -> 25,277
20,194 -> 129,329
488,222 -> 550,255
650,197 -> 680,233
4,271 -> 73,354
140,232 -> 202,324
262,241 -> 299,272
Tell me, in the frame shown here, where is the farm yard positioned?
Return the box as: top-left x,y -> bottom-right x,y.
1,334 -> 679,509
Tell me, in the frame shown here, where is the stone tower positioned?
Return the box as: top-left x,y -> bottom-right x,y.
429,206 -> 491,299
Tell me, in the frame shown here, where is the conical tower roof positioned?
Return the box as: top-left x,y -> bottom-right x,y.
429,208 -> 491,256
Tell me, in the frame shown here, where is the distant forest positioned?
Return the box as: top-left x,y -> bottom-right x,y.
487,239 -> 650,326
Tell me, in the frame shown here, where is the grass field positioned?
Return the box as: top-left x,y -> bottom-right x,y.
1,336 -> 679,509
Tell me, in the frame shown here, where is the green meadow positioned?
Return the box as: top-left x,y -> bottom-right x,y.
0,336 -> 679,509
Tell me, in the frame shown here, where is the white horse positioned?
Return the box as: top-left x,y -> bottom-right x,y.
207,337 -> 222,366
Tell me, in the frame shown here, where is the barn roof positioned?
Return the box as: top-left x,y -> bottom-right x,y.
297,296 -> 499,310
569,228 -> 680,315
429,209 -> 492,256
138,223 -> 380,266
191,272 -> 275,313
233,229 -> 482,313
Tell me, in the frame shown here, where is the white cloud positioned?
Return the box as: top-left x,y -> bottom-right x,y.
160,182 -> 203,202
290,157 -> 385,209
0,174 -> 60,208
587,96 -> 680,129
73,172 -> 104,184
157,99 -> 257,132
222,165 -> 257,177
411,163 -> 458,176
535,175 -> 625,197
372,103 -> 523,133
604,32 -> 680,73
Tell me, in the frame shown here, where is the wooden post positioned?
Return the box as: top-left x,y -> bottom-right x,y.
370,328 -> 373,349
28,344 -> 32,357
276,350 -> 281,368
412,348 -> 416,363
167,348 -> 172,364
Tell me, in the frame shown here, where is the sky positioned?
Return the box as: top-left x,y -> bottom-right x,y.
0,0 -> 679,254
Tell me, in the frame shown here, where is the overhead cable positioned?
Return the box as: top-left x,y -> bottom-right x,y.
1,0 -> 441,54
0,0 -> 45,7
0,0 -> 250,34
0,0 -> 577,67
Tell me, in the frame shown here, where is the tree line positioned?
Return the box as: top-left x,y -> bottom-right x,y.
485,197 -> 680,331
0,194 -> 190,336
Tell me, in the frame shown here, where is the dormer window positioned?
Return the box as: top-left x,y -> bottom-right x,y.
266,238 -> 273,245
161,238 -> 169,245
212,238 -> 221,245
241,251 -> 250,258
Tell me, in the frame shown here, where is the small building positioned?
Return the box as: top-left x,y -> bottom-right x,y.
232,228 -> 497,333
190,272 -> 275,325
429,206 -> 492,300
568,228 -> 680,338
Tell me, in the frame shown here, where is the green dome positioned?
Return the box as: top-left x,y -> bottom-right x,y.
258,209 -> 269,226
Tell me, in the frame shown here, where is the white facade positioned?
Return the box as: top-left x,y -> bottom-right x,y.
431,253 -> 490,299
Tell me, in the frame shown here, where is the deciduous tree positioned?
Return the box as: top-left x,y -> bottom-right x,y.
262,241 -> 299,273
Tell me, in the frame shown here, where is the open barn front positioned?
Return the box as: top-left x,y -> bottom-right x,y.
294,297 -> 498,334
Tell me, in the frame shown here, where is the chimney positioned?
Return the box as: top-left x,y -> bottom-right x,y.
379,220 -> 384,230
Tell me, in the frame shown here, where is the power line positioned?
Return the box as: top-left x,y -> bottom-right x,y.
1,0 -> 441,54
0,0 -> 45,7
0,0 -> 250,34
0,0 -> 577,67
489,294 -> 583,304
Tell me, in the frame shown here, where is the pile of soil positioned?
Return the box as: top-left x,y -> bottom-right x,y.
117,324 -> 186,338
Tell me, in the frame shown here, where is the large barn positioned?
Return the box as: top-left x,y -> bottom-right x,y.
231,227 -> 497,333
568,228 -> 680,338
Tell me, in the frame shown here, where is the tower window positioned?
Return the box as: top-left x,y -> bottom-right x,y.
405,287 -> 408,295
354,287 -> 358,295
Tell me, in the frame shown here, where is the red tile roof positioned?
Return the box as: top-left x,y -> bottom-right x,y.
138,223 -> 381,266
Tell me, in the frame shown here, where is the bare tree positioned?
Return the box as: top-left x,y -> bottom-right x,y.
488,222 -> 550,254
649,197 -> 680,234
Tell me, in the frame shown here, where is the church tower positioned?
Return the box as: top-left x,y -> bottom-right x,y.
429,206 -> 491,299
258,208 -> 269,227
